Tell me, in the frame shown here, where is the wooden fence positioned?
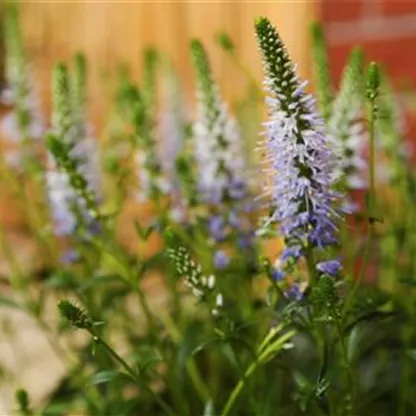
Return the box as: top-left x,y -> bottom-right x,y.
17,1 -> 316,123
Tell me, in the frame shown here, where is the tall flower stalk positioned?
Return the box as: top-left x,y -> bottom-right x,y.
377,72 -> 410,186
158,64 -> 188,221
46,60 -> 101,239
190,40 -> 256,264
190,39 -> 248,205
134,49 -> 172,204
310,22 -> 333,122
329,49 -> 367,211
255,17 -> 343,288
1,4 -> 44,166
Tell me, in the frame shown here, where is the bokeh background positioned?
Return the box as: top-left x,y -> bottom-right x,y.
4,1 -> 416,120
1,0 -> 416,412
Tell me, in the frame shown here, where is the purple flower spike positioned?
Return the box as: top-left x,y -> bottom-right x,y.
284,284 -> 303,301
191,40 -> 248,204
255,17 -> 344,290
271,268 -> 285,282
281,246 -> 302,261
60,249 -> 79,265
316,260 -> 342,277
214,250 -> 230,270
255,18 -> 341,252
209,216 -> 227,242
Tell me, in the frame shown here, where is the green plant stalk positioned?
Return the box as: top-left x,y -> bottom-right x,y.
0,224 -> 25,290
398,322 -> 412,416
369,107 -> 376,218
90,332 -> 176,416
87,234 -> 158,338
0,225 -> 78,370
334,316 -> 355,415
221,329 -> 295,416
344,95 -> 377,314
88,231 -> 190,408
161,312 -> 211,402
398,201 -> 416,416
0,160 -> 58,264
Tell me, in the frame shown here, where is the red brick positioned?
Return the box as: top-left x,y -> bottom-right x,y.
328,36 -> 416,86
321,0 -> 363,22
383,0 -> 416,15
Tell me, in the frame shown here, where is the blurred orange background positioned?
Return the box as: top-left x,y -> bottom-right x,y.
10,2 -> 316,125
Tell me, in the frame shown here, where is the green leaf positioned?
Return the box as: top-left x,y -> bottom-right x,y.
293,371 -> 314,412
192,335 -> 219,356
203,399 -> 215,416
134,220 -> 156,241
46,270 -> 78,290
398,276 -> 416,287
41,401 -> 76,416
347,325 -> 362,362
78,274 -> 121,292
315,377 -> 330,398
90,370 -> 122,385
141,251 -> 166,273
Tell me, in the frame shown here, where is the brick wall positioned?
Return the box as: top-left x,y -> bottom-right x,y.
320,0 -> 416,86
320,0 -> 416,138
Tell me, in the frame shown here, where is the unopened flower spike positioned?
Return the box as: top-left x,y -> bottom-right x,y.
216,32 -> 235,54
58,299 -> 93,331
133,85 -> 169,202
310,21 -> 333,121
166,238 -> 223,315
190,38 -> 248,205
46,62 -> 101,238
366,62 -> 380,105
70,54 -> 102,206
51,63 -> 76,144
255,17 -> 343,291
72,52 -> 87,138
329,48 -> 367,208
142,47 -> 159,113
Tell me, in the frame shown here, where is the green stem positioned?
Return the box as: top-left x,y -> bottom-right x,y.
221,330 -> 295,416
0,161 -> 58,264
222,360 -> 257,416
0,224 -> 25,289
91,332 -> 177,416
161,313 -> 211,402
398,324 -> 412,416
368,107 -> 376,217
88,234 -> 159,339
334,317 -> 355,414
344,94 -> 377,313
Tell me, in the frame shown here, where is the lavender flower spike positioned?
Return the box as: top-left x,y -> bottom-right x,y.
190,39 -> 247,204
46,60 -> 101,237
255,17 -> 343,283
